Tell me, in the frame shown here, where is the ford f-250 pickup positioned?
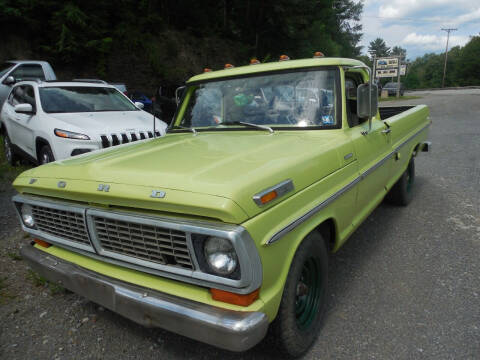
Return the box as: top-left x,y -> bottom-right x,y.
12,55 -> 431,357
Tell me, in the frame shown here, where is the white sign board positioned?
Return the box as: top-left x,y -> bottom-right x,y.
400,64 -> 406,76
376,57 -> 398,69
376,68 -> 398,78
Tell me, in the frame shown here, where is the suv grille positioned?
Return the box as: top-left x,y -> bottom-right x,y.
31,205 -> 90,245
100,131 -> 161,148
92,216 -> 194,269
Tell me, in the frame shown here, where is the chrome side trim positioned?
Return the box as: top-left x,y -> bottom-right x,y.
253,179 -> 294,206
267,123 -> 430,245
21,245 -> 269,352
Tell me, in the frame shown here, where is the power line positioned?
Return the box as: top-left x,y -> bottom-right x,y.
441,28 -> 457,88
362,15 -> 465,25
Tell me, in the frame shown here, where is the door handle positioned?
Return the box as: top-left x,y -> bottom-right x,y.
381,128 -> 391,134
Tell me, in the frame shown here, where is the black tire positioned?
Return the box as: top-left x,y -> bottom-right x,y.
3,134 -> 19,166
386,157 -> 415,206
271,231 -> 328,358
38,144 -> 55,165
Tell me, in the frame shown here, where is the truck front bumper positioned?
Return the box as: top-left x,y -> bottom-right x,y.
21,245 -> 269,352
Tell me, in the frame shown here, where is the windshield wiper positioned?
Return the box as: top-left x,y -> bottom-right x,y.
168,125 -> 197,135
222,121 -> 274,134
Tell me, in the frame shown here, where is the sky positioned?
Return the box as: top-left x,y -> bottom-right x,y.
359,0 -> 480,60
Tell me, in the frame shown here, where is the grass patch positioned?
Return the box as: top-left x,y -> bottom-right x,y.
26,269 -> 66,295
7,252 -> 22,261
0,135 -> 32,192
0,276 -> 15,301
379,95 -> 422,102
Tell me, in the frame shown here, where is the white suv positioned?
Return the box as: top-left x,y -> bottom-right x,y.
0,81 -> 167,165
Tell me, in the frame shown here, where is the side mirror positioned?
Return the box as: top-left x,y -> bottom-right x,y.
134,101 -> 144,109
4,76 -> 15,85
357,84 -> 378,118
14,103 -> 33,114
175,86 -> 186,105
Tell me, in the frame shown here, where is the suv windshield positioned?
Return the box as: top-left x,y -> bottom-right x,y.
39,86 -> 138,113
177,69 -> 338,130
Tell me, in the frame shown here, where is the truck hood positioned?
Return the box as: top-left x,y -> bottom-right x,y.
47,111 -> 166,134
15,131 -> 344,222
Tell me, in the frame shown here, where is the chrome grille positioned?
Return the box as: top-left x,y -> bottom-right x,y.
31,205 -> 90,245
93,216 -> 194,269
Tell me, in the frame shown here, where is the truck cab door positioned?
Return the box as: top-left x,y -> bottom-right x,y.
344,75 -> 392,226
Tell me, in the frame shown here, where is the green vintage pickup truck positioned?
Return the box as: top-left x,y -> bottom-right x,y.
12,56 -> 430,357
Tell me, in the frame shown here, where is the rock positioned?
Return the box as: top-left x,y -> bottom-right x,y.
81,317 -> 89,323
40,311 -> 47,318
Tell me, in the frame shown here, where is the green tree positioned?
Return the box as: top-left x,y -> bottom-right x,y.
368,38 -> 390,57
391,46 -> 406,59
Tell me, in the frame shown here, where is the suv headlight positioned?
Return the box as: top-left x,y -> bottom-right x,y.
54,129 -> 90,140
203,237 -> 238,275
21,204 -> 35,228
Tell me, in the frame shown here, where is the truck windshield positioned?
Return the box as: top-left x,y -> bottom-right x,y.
177,69 -> 338,130
39,86 -> 138,113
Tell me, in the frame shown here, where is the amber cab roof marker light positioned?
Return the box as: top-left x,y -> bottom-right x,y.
203,68 -> 212,73
210,288 -> 260,307
279,54 -> 290,61
313,51 -> 325,58
250,58 -> 260,65
224,63 -> 235,69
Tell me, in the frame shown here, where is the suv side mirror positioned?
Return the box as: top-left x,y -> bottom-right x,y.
134,101 -> 144,109
14,103 -> 34,114
4,76 -> 15,85
357,84 -> 378,118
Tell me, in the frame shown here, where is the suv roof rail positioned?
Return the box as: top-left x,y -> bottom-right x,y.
72,79 -> 108,84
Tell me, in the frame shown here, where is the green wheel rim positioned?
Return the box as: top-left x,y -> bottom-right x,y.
295,256 -> 322,330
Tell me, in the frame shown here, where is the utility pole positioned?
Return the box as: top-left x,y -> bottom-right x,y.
441,28 -> 457,88
396,56 -> 402,98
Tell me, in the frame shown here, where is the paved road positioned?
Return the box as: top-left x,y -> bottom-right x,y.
0,89 -> 479,359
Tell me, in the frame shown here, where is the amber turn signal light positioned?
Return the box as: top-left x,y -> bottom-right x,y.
210,288 -> 260,307
34,238 -> 51,248
260,190 -> 278,204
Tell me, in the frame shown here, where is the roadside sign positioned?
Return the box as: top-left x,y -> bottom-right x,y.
376,68 -> 398,78
400,64 -> 406,76
376,57 -> 398,69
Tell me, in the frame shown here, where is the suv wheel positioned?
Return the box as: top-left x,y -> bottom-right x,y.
3,134 -> 19,166
39,144 -> 55,165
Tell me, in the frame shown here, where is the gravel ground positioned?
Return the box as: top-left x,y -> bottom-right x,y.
1,89 -> 479,359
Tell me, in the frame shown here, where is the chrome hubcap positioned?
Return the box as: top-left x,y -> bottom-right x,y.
41,152 -> 50,164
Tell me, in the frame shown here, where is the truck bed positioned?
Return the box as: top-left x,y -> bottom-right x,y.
379,106 -> 415,120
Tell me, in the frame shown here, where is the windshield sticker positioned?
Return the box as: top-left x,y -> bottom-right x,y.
322,115 -> 334,125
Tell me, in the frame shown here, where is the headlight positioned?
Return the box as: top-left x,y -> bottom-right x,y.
203,237 -> 238,275
21,204 -> 35,228
54,129 -> 90,140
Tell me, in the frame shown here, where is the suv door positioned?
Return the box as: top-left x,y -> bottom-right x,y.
344,75 -> 393,226
5,85 -> 37,157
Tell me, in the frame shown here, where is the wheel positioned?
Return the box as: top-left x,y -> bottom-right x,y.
3,134 -> 19,166
386,157 -> 415,206
271,231 -> 328,358
400,91 -> 404,96
38,144 -> 55,165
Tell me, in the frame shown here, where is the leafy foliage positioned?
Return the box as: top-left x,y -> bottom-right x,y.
405,36 -> 480,88
0,0 -> 364,89
368,38 -> 390,57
